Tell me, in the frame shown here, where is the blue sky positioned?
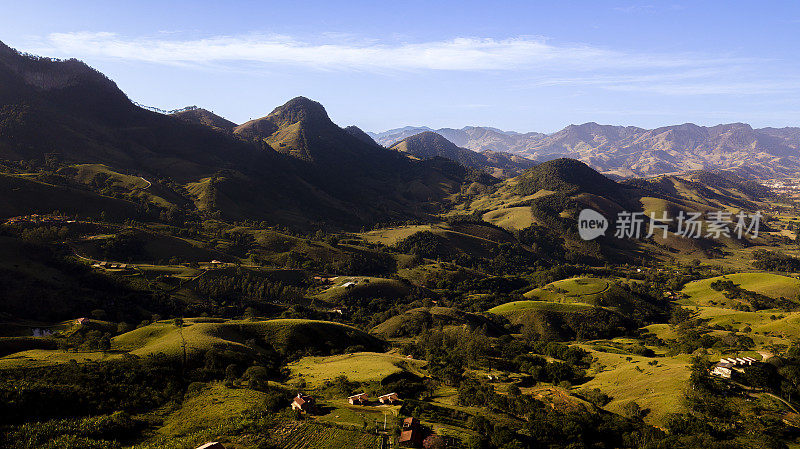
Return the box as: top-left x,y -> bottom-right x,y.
2,0 -> 799,132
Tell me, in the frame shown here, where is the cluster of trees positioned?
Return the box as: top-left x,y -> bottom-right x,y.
752,249 -> 800,272
666,306 -> 755,354
195,270 -> 304,306
710,278 -> 797,310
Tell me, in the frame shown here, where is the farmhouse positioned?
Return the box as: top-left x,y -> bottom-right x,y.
291,393 -> 316,413
399,417 -> 423,447
347,392 -> 369,405
378,392 -> 399,404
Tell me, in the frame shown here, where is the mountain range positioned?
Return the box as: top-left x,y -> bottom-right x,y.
0,41 -> 490,229
369,123 -> 800,179
0,38 -> 789,236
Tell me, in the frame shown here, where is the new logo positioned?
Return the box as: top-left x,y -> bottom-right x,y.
578,209 -> 608,240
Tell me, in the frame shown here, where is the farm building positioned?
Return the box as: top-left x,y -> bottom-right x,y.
195,443 -> 225,449
711,362 -> 735,378
291,393 -> 316,413
710,356 -> 759,378
348,392 -> 369,405
399,417 -> 423,447
378,392 -> 399,404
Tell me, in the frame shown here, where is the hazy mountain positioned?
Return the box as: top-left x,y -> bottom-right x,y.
389,131 -> 534,177
372,122 -> 800,179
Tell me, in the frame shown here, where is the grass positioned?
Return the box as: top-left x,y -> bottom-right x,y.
689,306 -> 800,347
272,421 -> 382,449
157,382 -> 267,437
59,164 -> 150,190
522,277 -> 610,303
360,225 -> 439,245
480,206 -> 535,230
680,273 -> 800,307
288,352 -> 424,388
577,345 -> 692,426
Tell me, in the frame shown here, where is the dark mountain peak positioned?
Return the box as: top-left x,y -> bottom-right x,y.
516,158 -> 619,196
344,125 -> 379,146
403,131 -> 460,148
0,40 -> 120,95
171,107 -> 237,133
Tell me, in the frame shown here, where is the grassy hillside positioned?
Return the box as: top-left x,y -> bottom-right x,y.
372,306 -> 504,338
314,277 -> 410,303
0,318 -> 385,368
0,173 -> 139,219
115,318 -> 385,358
680,273 -> 800,307
578,345 -> 692,426
288,351 -> 425,387
522,277 -> 611,303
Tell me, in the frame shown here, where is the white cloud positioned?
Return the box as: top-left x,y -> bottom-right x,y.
23,31 -> 793,97
31,31 -> 726,72
523,67 -> 799,95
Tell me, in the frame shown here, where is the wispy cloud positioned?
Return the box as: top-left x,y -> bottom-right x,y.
23,31 -> 794,98
31,31 -> 732,73
526,69 -> 800,95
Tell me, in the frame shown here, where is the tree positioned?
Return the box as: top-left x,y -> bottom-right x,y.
243,366 -> 269,390
423,434 -> 445,449
622,401 -> 643,419
225,364 -> 239,387
174,318 -> 187,380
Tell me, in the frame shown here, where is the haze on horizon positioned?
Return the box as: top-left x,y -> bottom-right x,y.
2,0 -> 799,133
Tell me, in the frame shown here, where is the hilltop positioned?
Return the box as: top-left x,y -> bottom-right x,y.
170,107 -> 237,134
389,131 -> 535,178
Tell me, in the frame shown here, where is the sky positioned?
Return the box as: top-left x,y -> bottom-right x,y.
1,0 -> 799,133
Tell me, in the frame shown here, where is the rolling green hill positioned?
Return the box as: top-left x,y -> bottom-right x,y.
680,273 -> 800,307
522,277 -> 611,303
371,306 -> 504,338
314,277 -> 411,303
0,318 -> 386,369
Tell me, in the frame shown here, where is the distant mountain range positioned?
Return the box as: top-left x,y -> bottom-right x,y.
369,123 -> 800,179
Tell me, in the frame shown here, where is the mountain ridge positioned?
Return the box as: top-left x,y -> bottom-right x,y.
370,122 -> 800,179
